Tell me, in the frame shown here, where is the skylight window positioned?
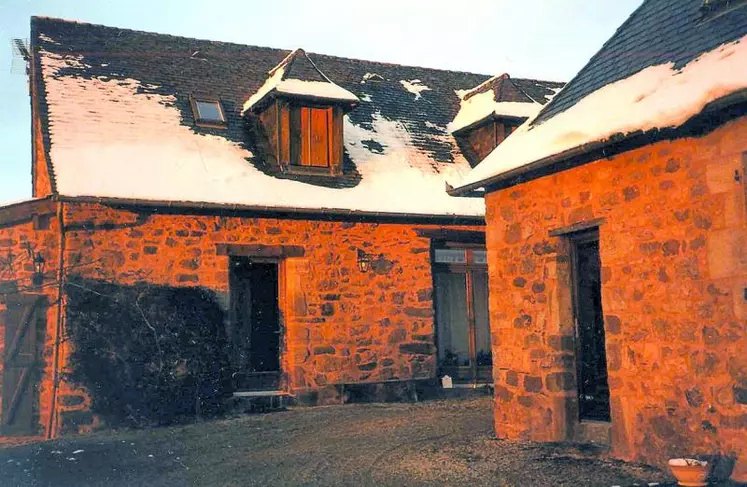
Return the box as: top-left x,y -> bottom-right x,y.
190,96 -> 226,127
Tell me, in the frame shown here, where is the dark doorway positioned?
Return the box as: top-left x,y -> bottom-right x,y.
229,258 -> 281,391
571,230 -> 611,422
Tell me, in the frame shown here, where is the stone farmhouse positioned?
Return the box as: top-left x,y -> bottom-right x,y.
0,16 -> 562,440
450,0 -> 747,468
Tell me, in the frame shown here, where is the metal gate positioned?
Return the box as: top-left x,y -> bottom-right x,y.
1,294 -> 46,436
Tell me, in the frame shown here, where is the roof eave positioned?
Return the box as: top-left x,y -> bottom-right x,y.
245,90 -> 359,116
451,113 -> 529,137
448,88 -> 747,196
53,195 -> 485,224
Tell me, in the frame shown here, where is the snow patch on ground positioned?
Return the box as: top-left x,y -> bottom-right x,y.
40,49 -> 482,217
400,79 -> 432,100
448,89 -> 541,134
453,35 -> 747,191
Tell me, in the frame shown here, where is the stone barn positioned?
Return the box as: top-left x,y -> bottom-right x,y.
0,17 -> 562,441
449,0 -> 747,468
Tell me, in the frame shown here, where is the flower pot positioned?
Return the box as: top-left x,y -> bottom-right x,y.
668,458 -> 710,487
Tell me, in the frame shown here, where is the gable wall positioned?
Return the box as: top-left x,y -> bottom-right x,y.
484,115 -> 747,467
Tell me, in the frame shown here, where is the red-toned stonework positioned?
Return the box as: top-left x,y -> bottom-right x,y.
484,116 -> 747,467
1,198 -> 483,440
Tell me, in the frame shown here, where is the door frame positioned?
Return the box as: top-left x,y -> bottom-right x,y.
568,227 -> 611,422
227,254 -> 287,392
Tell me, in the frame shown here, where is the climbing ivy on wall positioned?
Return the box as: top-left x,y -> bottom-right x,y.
64,277 -> 231,427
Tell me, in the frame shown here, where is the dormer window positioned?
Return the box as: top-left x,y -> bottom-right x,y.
242,48 -> 358,178
448,74 -> 564,167
504,121 -> 520,137
290,105 -> 334,168
190,96 -> 226,128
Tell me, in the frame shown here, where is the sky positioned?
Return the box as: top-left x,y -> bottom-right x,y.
0,0 -> 642,205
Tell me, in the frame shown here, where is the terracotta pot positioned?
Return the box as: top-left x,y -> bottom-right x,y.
668,458 -> 710,487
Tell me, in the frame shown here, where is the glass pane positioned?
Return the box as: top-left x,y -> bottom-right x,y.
471,250 -> 487,265
196,101 -> 224,122
472,271 -> 491,366
434,248 -> 466,264
435,272 -> 470,367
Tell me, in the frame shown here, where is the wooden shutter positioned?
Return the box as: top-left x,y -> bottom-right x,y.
299,107 -> 311,166
1,294 -> 46,436
291,106 -> 332,168
309,108 -> 330,167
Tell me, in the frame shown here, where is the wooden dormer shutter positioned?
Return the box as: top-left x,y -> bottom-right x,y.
298,107 -> 332,167
273,100 -> 344,175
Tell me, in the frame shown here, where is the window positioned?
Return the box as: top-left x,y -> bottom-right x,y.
190,96 -> 226,127
290,106 -> 333,167
433,246 -> 491,383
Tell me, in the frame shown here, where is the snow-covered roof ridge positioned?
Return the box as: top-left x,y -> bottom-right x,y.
450,34 -> 747,193
448,74 -> 547,134
243,48 -> 359,114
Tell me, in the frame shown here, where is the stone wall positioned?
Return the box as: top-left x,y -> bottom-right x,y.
55,202 -> 481,429
484,116 -> 747,467
1,199 -> 483,438
0,200 -> 93,443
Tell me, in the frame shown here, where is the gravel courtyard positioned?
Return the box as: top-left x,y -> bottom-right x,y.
0,396 -> 672,487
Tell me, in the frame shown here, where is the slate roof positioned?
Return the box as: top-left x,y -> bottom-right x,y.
534,0 -> 747,125
30,17 -> 562,218
242,48 -> 359,113
451,0 -> 747,194
449,74 -> 563,134
463,74 -> 560,105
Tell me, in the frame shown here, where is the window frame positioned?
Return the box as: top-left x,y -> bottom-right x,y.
432,243 -> 491,383
189,95 -> 227,129
276,98 -> 344,177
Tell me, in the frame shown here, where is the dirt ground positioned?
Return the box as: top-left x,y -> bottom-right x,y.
0,396 -> 675,487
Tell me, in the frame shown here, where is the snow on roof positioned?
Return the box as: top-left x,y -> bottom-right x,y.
361,72 -> 385,84
452,34 -> 747,192
448,91 -> 541,134
448,75 -> 543,134
39,46 -> 482,218
400,79 -> 432,100
243,48 -> 359,114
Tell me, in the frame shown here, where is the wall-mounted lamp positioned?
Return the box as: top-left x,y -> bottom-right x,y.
356,249 -> 371,273
32,252 -> 46,286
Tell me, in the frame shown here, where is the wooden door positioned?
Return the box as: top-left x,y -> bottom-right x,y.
229,258 -> 281,391
2,294 -> 46,436
571,231 -> 610,422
